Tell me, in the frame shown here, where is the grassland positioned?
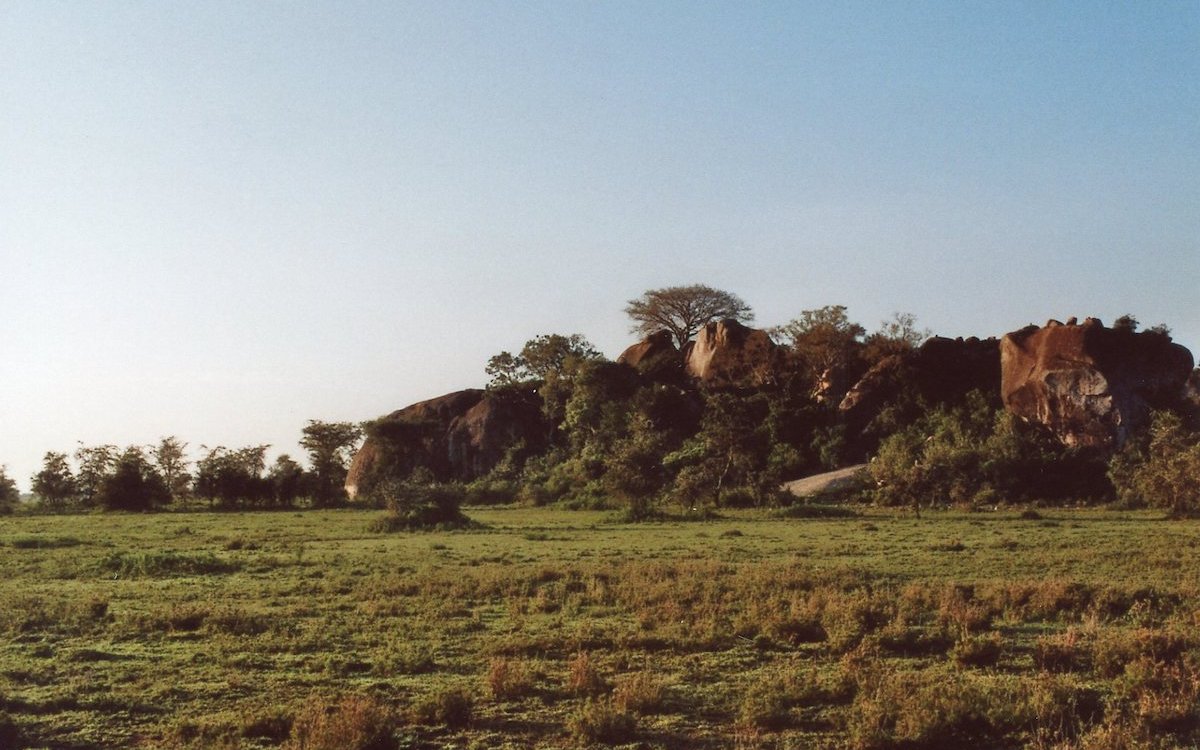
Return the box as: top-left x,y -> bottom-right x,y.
1,506 -> 1198,749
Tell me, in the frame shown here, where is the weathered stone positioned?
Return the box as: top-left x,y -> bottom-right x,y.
840,336 -> 1001,426
685,319 -> 782,387
345,387 -> 547,498
1000,318 -> 1194,448
617,330 -> 677,369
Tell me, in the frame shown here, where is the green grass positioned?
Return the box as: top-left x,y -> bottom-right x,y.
0,506 -> 1197,749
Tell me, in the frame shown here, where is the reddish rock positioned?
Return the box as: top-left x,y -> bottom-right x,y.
617,330 -> 677,369
685,319 -> 782,387
840,336 -> 1001,425
1000,318 -> 1194,448
346,388 -> 547,498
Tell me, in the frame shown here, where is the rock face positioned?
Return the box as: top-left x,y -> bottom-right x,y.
840,336 -> 1001,428
617,330 -> 677,370
345,388 -> 547,499
1000,319 -> 1194,448
684,319 -> 782,386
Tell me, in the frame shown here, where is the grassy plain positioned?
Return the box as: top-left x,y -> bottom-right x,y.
1,506 -> 1198,749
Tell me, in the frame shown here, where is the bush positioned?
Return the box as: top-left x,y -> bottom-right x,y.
368,478 -> 470,532
567,697 -> 636,745
614,670 -> 665,714
1109,411 -> 1200,516
408,686 -> 473,728
567,651 -> 609,697
487,657 -> 536,701
952,633 -> 1004,668
285,693 -> 396,750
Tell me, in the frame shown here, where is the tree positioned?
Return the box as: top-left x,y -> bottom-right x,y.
0,466 -> 19,514
625,284 -> 754,349
97,447 -> 170,511
32,452 -> 77,510
1109,411 -> 1200,516
773,305 -> 866,402
74,443 -> 118,508
486,333 -> 603,389
194,445 -> 272,509
864,312 -> 930,363
300,420 -> 363,507
151,436 -> 191,501
269,454 -> 307,508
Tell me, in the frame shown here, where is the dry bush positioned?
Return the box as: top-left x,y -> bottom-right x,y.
1035,629 -> 1087,673
486,657 -> 536,701
567,697 -> 636,745
567,651 -> 609,697
613,670 -> 666,714
285,693 -> 395,750
952,633 -> 1004,668
408,686 -> 473,729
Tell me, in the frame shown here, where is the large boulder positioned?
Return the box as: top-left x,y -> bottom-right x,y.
684,319 -> 782,387
1000,318 -> 1194,448
839,336 -> 1001,448
346,387 -> 547,498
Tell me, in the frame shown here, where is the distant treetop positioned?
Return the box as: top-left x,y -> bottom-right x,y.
625,284 -> 754,349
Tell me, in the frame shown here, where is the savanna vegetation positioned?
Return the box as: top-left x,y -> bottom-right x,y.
3,285 -> 1198,748
1,507 -> 1199,749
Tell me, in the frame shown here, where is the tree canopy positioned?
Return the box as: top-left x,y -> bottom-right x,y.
624,284 -> 753,349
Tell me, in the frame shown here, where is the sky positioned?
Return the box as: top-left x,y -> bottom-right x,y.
2,2 -> 1197,490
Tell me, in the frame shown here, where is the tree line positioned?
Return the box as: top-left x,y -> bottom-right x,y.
10,421 -> 363,513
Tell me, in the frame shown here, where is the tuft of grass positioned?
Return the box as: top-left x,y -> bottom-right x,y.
952,633 -> 1004,668
613,670 -> 666,714
9,535 -> 83,549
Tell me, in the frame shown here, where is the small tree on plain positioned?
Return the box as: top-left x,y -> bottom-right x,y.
300,420 -> 363,507
625,284 -> 754,349
98,447 -> 171,511
32,452 -> 77,510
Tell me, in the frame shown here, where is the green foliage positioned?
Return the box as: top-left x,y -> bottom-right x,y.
32,451 -> 77,510
194,445 -> 273,509
368,475 -> 469,531
151,436 -> 191,501
98,446 -> 171,511
1108,411 -> 1200,516
624,283 -> 753,348
567,697 -> 636,745
300,420 -> 362,507
74,443 -> 118,508
869,393 -> 1108,510
0,466 -> 19,514
486,333 -> 602,390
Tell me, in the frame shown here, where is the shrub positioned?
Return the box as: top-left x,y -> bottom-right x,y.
952,633 -> 1003,668
1034,629 -> 1086,673
567,651 -> 609,697
97,550 -> 239,577
367,478 -> 470,532
487,657 -> 536,701
737,677 -> 791,730
285,693 -> 396,750
614,670 -> 666,714
567,697 -> 636,745
1109,411 -> 1200,516
409,686 -> 473,728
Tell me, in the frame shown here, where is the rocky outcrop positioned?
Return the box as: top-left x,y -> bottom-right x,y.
346,387 -> 548,498
618,330 -> 677,369
1000,318 -> 1194,448
685,319 -> 782,387
839,336 -> 1001,441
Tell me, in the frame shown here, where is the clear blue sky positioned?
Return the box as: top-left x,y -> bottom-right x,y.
2,2 -> 1197,489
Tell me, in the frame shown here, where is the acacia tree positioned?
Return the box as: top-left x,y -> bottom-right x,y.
32,452 -> 77,510
625,284 -> 754,348
300,421 -> 363,507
